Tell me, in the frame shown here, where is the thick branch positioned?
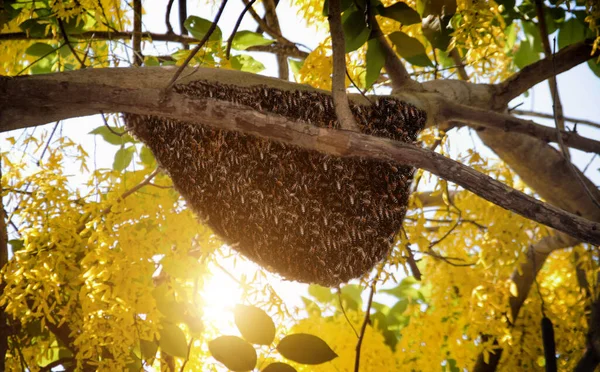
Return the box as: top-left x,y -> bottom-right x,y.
2,69 -> 600,244
262,0 -> 288,80
441,100 -> 600,154
328,0 -> 360,131
496,39 -> 597,105
0,169 -> 9,372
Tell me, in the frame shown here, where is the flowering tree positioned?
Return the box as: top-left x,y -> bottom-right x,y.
0,0 -> 599,371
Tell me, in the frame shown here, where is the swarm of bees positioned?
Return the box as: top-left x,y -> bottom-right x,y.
125,81 -> 426,286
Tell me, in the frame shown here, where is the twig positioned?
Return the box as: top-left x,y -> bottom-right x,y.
100,112 -> 128,136
179,0 -> 189,49
369,17 -> 420,91
354,282 -> 376,372
441,99 -> 600,154
165,0 -> 229,90
37,121 -> 60,165
512,110 -> 600,130
262,0 -> 289,79
57,18 -> 86,68
496,39 -> 597,104
165,0 -> 176,34
449,49 -> 469,80
548,38 -> 600,209
226,0 -> 258,59
179,337 -> 194,372
337,288 -> 359,338
535,0 -> 565,134
327,0 -> 360,131
132,0 -> 143,67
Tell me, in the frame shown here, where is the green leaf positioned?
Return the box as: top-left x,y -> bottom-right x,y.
209,336 -> 257,371
144,56 -> 160,66
308,284 -> 334,303
514,38 -> 540,69
112,146 -> 135,171
378,2 -> 421,25
262,362 -> 298,372
184,15 -> 222,42
422,14 -> 453,51
322,0 -> 355,16
140,145 -> 156,167
588,58 -> 600,78
382,329 -> 399,351
19,19 -> 48,38
89,125 -> 134,145
152,284 -> 187,323
234,304 -> 276,345
370,311 -> 388,332
544,6 -> 565,34
301,296 -> 322,317
343,9 -> 370,52
8,239 -> 24,252
558,18 -> 593,50
158,323 -> 188,359
381,277 -> 420,299
521,20 -> 544,54
230,55 -> 265,73
25,42 -> 56,57
289,58 -> 305,81
417,0 -> 457,17
126,355 -> 143,372
388,31 -> 433,67
140,339 -> 158,360
341,284 -> 363,306
365,38 -> 386,89
231,31 -> 274,50
277,333 -> 338,365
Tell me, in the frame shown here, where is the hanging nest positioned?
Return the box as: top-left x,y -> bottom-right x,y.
124,81 -> 426,286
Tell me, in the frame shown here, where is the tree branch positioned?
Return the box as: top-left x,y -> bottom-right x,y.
473,232 -> 578,372
512,109 -> 600,130
370,18 -> 420,91
2,69 -> 600,244
0,165 -> 10,372
441,100 -> 600,154
328,0 -> 360,131
262,0 -> 288,79
132,0 -> 143,66
355,282 -> 375,372
496,39 -> 597,105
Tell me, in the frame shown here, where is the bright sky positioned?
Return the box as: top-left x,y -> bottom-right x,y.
1,0 -> 600,341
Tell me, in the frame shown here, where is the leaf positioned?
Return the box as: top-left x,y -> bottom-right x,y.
158,323 -> 188,359
184,15 -> 222,42
89,125 -> 134,145
19,19 -> 48,38
558,18 -> 593,50
289,58 -> 305,81
262,362 -> 298,372
209,336 -> 257,372
126,355 -> 143,372
417,0 -> 457,17
365,38 -> 386,89
140,145 -> 156,167
388,31 -> 433,67
341,284 -> 363,306
113,146 -> 135,171
343,9 -> 370,52
234,304 -> 276,345
422,14 -> 453,51
322,0 -> 355,16
377,2 -> 421,25
144,56 -> 160,66
140,339 -> 158,360
277,333 -> 338,365
514,39 -> 540,69
232,31 -> 274,50
308,284 -> 333,303
588,58 -> 600,78
25,43 -> 56,57
301,296 -> 322,317
370,311 -> 388,332
8,239 -> 24,252
230,55 -> 266,73
521,20 -> 544,54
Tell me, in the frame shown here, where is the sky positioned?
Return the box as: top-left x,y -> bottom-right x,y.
1,0 -> 600,338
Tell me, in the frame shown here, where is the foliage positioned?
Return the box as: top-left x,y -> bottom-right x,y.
1,0 -> 599,371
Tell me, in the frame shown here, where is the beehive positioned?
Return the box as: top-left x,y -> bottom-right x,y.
125,81 -> 426,286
